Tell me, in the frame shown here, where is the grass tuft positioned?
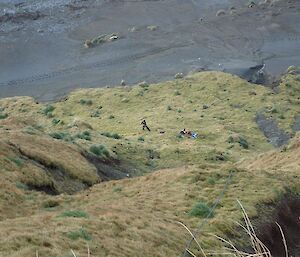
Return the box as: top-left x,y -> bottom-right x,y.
42,105 -> 55,116
66,228 -> 91,241
79,99 -> 93,106
101,132 -> 122,139
75,131 -> 91,141
60,210 -> 88,218
189,201 -> 214,218
0,113 -> 8,119
89,145 -> 110,157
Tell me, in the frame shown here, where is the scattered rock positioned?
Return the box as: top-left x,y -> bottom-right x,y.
68,118 -> 93,130
84,33 -> 119,48
286,66 -> 300,75
249,91 -> 257,96
0,11 -> 44,23
174,73 -> 184,79
128,27 -> 137,32
248,1 -> 256,8
120,80 -> 126,86
121,98 -> 129,103
147,25 -> 158,31
84,40 -> 92,48
216,10 -> 226,17
138,81 -> 149,88
203,104 -> 209,109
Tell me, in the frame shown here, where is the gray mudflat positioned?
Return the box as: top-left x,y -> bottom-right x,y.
255,114 -> 291,147
1,0 -> 300,101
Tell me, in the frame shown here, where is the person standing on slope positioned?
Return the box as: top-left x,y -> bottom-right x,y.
141,119 -> 151,131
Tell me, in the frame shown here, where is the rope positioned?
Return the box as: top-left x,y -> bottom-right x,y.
182,168 -> 236,257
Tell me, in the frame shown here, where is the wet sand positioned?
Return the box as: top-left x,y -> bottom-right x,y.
0,0 -> 300,101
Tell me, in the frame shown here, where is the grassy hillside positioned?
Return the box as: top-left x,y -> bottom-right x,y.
0,69 -> 299,257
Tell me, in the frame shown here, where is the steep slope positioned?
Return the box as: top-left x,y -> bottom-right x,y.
0,70 -> 299,256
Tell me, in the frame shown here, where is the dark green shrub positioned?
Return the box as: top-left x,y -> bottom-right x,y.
101,132 -> 122,139
42,105 -> 55,116
79,99 -> 93,106
238,137 -> 249,149
75,131 -> 91,141
138,136 -> 145,142
49,132 -> 73,141
227,136 -> 234,143
52,118 -> 61,125
0,113 -> 8,119
89,145 -> 110,157
23,126 -> 38,135
90,110 -> 100,117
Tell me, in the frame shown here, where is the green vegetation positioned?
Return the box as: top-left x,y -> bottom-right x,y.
238,136 -> 249,149
90,110 -> 100,117
112,186 -> 122,192
0,113 -> 8,119
60,210 -> 88,218
79,99 -> 93,106
101,132 -> 122,139
89,145 -> 110,157
189,201 -> 214,218
42,199 -> 60,208
49,131 -> 73,141
42,105 -> 55,116
138,136 -> 145,142
8,156 -> 23,167
75,131 -> 91,141
52,118 -> 61,125
16,182 -> 29,190
66,228 -> 91,241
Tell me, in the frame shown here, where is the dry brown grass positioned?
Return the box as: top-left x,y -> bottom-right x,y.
180,200 -> 289,257
0,71 -> 299,256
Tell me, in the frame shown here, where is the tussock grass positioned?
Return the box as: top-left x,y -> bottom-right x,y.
0,71 -> 299,256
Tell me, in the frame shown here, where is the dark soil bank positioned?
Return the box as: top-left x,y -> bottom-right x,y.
257,195 -> 300,257
0,0 -> 300,101
255,114 -> 290,147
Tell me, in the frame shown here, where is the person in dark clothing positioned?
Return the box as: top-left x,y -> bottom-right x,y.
141,119 -> 150,131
